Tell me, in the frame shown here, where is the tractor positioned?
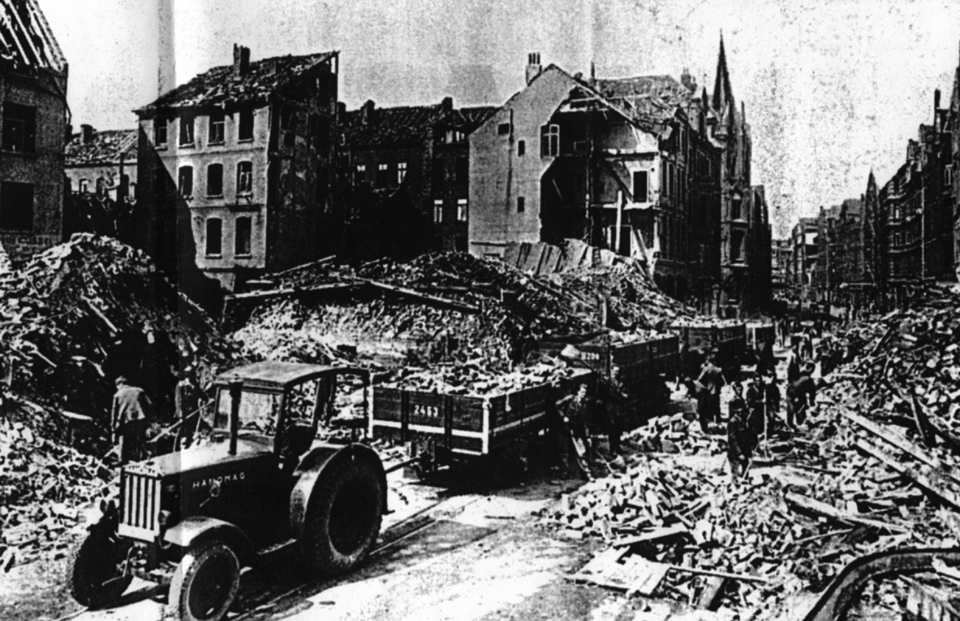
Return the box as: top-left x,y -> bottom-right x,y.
69,361 -> 386,621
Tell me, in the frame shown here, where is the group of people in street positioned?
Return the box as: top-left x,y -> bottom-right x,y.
680,321 -> 827,481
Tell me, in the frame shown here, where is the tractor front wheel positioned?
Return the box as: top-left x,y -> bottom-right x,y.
167,541 -> 240,621
69,528 -> 133,609
303,456 -> 383,576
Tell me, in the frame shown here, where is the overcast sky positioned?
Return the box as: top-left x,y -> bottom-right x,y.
41,0 -> 960,237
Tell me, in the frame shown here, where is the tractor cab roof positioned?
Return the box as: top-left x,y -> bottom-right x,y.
213,361 -> 369,393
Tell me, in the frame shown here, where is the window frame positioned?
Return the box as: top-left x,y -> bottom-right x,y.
206,163 -> 224,197
517,196 -> 525,213
377,162 -> 391,187
205,217 -> 223,257
235,216 -> 252,257
237,161 -> 253,195
433,199 -> 444,223
632,170 -> 648,203
178,165 -> 194,198
179,116 -> 195,147
208,111 -> 225,144
397,161 -> 408,185
354,163 -> 367,186
238,109 -> 254,142
457,198 -> 468,222
1,103 -> 37,154
540,124 -> 560,158
153,118 -> 168,147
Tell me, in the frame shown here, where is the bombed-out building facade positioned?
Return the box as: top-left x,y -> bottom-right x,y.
133,45 -> 339,295
469,43 -> 770,314
0,0 -> 69,268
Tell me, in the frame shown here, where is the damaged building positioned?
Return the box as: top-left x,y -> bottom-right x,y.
133,45 -> 339,295
63,125 -> 137,238
468,54 -> 723,312
338,98 -> 495,260
0,0 -> 69,268
469,41 -> 770,315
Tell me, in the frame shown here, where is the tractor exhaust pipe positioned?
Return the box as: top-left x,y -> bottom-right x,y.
228,377 -> 243,455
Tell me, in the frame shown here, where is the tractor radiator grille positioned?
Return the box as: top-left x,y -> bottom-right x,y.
118,472 -> 161,541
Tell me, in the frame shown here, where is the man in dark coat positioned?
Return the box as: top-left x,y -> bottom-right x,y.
111,376 -> 151,464
727,382 -> 753,481
697,352 -> 725,432
786,362 -> 818,429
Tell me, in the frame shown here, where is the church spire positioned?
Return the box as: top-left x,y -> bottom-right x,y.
712,34 -> 735,113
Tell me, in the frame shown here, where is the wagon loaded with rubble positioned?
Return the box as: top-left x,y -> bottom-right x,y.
369,366 -> 595,477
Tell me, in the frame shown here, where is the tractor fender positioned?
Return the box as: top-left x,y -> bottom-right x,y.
289,443 -> 387,542
163,516 -> 257,566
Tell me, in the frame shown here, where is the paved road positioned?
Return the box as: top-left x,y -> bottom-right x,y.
58,466 -> 647,621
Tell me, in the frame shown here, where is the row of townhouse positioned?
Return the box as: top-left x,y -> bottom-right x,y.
782,43 -> 960,311
2,5 -> 771,316
117,40 -> 770,314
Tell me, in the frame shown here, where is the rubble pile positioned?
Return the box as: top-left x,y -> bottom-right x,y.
831,286 -> 960,439
0,419 -> 111,570
234,294 -> 532,369
235,250 -> 690,370
384,361 -> 585,396
560,262 -> 697,328
0,234 -> 236,434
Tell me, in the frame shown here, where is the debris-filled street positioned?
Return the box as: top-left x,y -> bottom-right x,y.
6,1 -> 960,619
1,234 -> 959,621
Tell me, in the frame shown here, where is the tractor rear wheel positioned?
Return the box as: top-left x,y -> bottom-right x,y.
69,528 -> 132,609
167,541 -> 240,621
303,456 -> 383,576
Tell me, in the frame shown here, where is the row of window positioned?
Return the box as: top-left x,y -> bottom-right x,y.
355,161 -> 407,187
498,123 -> 561,158
155,110 -> 254,147
432,198 -> 468,223
204,216 -> 252,257
177,162 -> 253,198
352,157 -> 471,189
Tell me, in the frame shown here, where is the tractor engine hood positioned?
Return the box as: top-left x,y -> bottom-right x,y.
123,438 -> 273,479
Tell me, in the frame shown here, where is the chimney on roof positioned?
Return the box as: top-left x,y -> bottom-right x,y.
525,52 -> 542,86
441,96 -> 453,113
233,44 -> 250,76
361,100 -> 375,125
681,68 -> 697,93
81,124 -> 94,144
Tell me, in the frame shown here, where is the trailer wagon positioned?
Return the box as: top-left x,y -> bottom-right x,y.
369,368 -> 595,476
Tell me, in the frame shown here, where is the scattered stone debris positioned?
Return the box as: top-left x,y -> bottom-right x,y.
0,234 -> 238,572
541,285 -> 960,617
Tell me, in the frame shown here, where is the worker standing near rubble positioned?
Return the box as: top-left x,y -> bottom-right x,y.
696,351 -> 725,433
744,373 -> 765,445
175,365 -> 201,447
111,376 -> 151,464
726,382 -> 753,481
786,344 -> 801,384
786,362 -> 818,429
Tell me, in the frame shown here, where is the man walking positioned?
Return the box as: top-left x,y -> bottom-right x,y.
111,376 -> 151,464
786,362 -> 818,429
727,382 -> 753,481
697,351 -> 725,433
